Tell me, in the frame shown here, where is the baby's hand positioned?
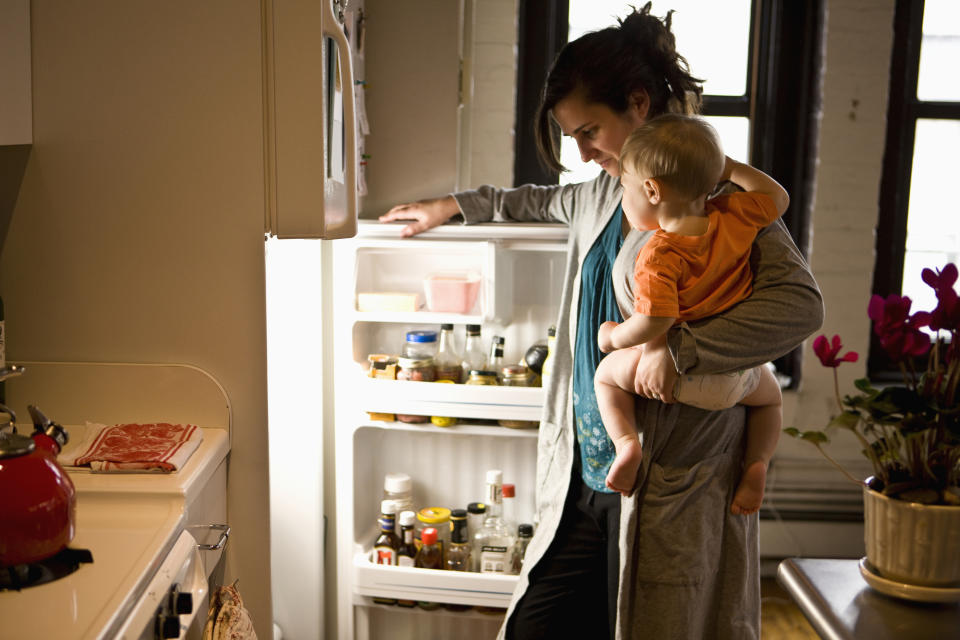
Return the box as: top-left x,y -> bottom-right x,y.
598,321 -> 618,353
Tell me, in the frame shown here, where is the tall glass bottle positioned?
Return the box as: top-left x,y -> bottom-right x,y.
445,509 -> 471,571
501,483 -> 517,537
540,325 -> 557,389
474,469 -> 515,574
434,323 -> 462,382
487,335 -> 504,380
510,523 -> 534,574
373,500 -> 400,566
396,510 -> 417,567
461,324 -> 486,382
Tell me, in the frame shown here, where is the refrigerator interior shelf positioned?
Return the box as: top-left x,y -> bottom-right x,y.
355,417 -> 539,438
351,310 -> 485,326
359,377 -> 545,421
353,551 -> 517,608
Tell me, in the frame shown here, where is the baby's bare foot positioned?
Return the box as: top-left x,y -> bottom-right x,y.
731,461 -> 767,515
606,439 -> 642,497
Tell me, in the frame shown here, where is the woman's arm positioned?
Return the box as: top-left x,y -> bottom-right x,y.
667,218 -> 824,375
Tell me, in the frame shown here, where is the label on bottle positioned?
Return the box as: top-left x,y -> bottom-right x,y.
374,547 -> 396,565
479,546 -> 509,573
397,555 -> 414,568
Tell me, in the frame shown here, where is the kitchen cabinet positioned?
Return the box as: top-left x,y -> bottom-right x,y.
0,0 -> 31,146
332,220 -> 567,639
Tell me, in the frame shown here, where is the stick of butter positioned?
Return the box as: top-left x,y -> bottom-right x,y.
356,292 -> 422,312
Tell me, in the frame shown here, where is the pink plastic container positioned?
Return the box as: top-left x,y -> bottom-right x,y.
423,273 -> 481,314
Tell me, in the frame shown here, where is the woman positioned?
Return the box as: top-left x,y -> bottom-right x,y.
380,5 -> 822,639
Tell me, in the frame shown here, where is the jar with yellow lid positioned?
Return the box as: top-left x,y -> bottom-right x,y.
430,379 -> 457,427
498,365 -> 539,429
464,370 -> 499,386
415,506 -> 451,561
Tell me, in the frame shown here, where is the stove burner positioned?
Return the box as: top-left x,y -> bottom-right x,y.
0,548 -> 94,591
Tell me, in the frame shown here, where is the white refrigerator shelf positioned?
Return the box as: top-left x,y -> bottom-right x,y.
353,552 -> 518,607
358,376 -> 545,421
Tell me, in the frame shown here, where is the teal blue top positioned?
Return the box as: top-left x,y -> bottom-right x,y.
573,205 -> 624,492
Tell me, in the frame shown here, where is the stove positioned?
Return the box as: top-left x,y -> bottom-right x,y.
0,361 -> 232,640
0,547 -> 94,591
0,428 -> 229,640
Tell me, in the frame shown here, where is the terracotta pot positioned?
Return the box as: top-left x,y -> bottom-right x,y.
863,478 -> 960,587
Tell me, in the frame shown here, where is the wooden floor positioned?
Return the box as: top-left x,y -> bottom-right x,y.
761,577 -> 820,639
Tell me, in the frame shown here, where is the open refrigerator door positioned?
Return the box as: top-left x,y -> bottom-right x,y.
333,220 -> 568,639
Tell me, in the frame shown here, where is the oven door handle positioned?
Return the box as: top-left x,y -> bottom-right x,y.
195,523 -> 231,551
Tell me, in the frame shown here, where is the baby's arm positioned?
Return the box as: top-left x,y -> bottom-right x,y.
598,314 -> 676,354
722,157 -> 790,217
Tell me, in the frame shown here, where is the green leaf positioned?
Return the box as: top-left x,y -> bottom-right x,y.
854,378 -> 879,394
828,411 -> 861,431
783,427 -> 801,437
800,430 -> 830,444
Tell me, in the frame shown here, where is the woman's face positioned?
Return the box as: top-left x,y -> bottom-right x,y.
552,91 -> 649,178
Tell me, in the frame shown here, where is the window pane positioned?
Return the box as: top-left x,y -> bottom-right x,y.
568,0 -> 751,97
917,0 -> 960,101
558,116 -> 749,186
901,119 -> 960,311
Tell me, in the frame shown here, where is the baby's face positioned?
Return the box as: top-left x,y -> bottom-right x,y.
619,167 -> 659,231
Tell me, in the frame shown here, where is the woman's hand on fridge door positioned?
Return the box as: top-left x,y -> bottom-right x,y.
633,334 -> 676,403
379,195 -> 461,237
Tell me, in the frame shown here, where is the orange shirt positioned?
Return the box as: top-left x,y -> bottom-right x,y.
632,192 -> 779,321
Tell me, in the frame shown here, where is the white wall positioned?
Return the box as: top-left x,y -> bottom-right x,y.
0,3 -> 273,637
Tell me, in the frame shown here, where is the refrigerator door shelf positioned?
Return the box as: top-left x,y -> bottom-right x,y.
359,377 -> 544,422
353,551 -> 516,608
351,310 -> 485,326
355,419 -> 539,439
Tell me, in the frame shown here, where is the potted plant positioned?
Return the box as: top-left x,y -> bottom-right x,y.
787,263 -> 960,588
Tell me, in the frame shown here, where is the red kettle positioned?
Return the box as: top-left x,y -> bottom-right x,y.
0,405 -> 77,567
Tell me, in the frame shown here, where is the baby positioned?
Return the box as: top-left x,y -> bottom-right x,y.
594,114 -> 787,515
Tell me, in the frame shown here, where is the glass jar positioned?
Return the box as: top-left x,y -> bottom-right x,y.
465,370 -> 499,386
403,330 -> 438,359
498,365 -> 539,428
415,506 -> 451,561
396,357 -> 436,423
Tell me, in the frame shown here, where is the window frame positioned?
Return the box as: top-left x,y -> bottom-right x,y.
870,0 -> 960,379
512,0 -> 824,388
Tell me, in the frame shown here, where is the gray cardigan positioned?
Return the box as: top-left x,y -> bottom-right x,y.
454,170 -> 823,640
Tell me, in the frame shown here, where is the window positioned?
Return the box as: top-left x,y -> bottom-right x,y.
871,0 -> 960,375
513,0 -> 824,386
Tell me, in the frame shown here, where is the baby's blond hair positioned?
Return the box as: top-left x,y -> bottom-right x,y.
620,114 -> 724,199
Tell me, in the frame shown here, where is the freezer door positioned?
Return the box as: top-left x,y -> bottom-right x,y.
265,0 -> 358,239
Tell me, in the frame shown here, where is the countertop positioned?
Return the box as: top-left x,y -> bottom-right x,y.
777,558 -> 960,639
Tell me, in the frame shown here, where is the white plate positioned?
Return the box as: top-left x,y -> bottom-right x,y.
859,557 -> 960,603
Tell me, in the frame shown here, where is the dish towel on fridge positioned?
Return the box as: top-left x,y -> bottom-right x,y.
203,581 -> 258,640
57,422 -> 203,472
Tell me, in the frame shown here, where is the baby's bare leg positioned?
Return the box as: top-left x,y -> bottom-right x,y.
594,346 -> 646,496
731,366 -> 782,515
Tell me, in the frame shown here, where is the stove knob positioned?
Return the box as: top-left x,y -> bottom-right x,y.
169,584 -> 193,615
156,613 -> 181,639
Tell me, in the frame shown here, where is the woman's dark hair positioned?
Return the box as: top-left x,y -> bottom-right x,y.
534,2 -> 704,174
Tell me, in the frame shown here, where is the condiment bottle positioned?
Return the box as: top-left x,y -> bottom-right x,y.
414,526 -> 444,610
465,370 -> 499,386
499,365 -> 539,428
474,470 -> 515,574
461,324 -> 486,382
501,483 -> 517,537
397,510 -> 418,567
445,509 -> 471,571
395,510 -> 418,607
383,473 -> 414,527
510,523 -> 534,574
487,335 -> 505,380
466,502 -> 487,571
415,527 -> 444,570
540,325 -> 557,389
434,323 -> 462,382
373,500 -> 400,566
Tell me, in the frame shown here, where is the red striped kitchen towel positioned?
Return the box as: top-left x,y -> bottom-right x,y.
58,422 -> 203,473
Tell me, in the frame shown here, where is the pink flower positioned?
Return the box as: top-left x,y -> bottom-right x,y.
813,334 -> 859,368
922,264 -> 960,332
867,294 -> 932,362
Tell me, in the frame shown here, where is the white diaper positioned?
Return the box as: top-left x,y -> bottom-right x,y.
673,366 -> 763,411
